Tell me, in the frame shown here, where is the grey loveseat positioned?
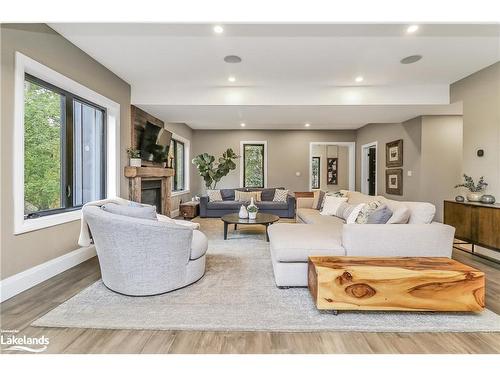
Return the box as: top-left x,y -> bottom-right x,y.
200,187 -> 296,218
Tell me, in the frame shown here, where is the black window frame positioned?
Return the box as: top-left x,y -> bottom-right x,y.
24,73 -> 107,219
172,138 -> 185,192
312,156 -> 321,189
243,143 -> 265,188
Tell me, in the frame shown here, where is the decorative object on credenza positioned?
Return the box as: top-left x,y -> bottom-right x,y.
454,174 -> 488,202
326,157 -> 338,185
127,148 -> 141,167
239,205 -> 249,219
455,195 -> 465,203
247,197 -> 259,220
192,148 -> 239,189
480,194 -> 496,204
385,139 -> 403,167
385,168 -> 403,195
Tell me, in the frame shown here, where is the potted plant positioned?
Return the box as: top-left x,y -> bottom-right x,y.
247,202 -> 259,220
192,148 -> 239,189
454,174 -> 488,202
127,148 -> 141,167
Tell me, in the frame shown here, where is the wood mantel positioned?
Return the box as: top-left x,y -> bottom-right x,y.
124,166 -> 175,216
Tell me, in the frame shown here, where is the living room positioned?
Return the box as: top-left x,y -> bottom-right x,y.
1,1 -> 500,369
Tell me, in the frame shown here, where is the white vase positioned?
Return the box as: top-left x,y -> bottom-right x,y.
466,192 -> 483,202
248,211 -> 257,220
238,205 -> 248,219
130,158 -> 141,167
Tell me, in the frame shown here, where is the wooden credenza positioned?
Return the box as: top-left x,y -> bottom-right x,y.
444,200 -> 500,252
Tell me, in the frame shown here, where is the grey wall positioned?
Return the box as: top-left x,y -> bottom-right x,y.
451,62 -> 500,199
190,130 -> 356,195
354,115 -> 463,221
1,24 -> 131,279
355,118 -> 423,201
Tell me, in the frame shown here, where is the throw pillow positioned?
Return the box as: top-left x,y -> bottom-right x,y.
320,196 -> 348,216
345,203 -> 366,224
355,200 -> 383,224
366,205 -> 393,224
235,190 -> 262,202
102,203 -> 157,220
334,202 -> 357,220
312,190 -> 322,209
273,189 -> 289,202
318,190 -> 345,210
207,190 -> 223,202
387,206 -> 411,224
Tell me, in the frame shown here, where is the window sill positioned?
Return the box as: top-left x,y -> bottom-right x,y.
171,190 -> 190,197
14,209 -> 81,235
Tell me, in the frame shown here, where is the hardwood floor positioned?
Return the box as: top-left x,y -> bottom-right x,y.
1,249 -> 499,354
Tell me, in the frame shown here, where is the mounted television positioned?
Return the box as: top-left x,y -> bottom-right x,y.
140,122 -> 172,163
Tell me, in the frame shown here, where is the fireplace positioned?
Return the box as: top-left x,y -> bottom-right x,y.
141,179 -> 162,212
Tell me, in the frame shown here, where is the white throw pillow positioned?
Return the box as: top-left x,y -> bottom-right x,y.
346,203 -> 366,223
387,206 -> 411,224
273,189 -> 289,202
207,190 -> 223,202
320,196 -> 348,216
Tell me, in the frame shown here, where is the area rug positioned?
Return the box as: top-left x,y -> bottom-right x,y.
33,218 -> 500,332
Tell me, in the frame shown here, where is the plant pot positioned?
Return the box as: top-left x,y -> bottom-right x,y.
130,158 -> 142,167
466,192 -> 483,202
248,212 -> 257,220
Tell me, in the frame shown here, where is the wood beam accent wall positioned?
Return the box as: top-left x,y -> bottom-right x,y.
131,105 -> 164,168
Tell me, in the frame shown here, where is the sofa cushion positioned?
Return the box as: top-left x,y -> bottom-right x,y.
377,197 -> 411,224
320,196 -> 348,216
256,201 -> 288,210
345,191 -> 380,205
268,223 -> 345,262
220,189 -> 235,201
273,189 -> 289,202
102,203 -> 157,220
261,188 -> 278,201
190,230 -> 208,260
206,201 -> 241,210
297,208 -> 345,225
404,201 -> 436,224
235,190 -> 262,202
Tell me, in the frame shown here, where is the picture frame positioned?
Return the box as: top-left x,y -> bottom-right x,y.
327,157 -> 338,185
385,139 -> 403,167
385,168 -> 403,195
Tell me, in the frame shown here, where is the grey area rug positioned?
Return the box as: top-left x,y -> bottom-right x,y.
33,218 -> 500,332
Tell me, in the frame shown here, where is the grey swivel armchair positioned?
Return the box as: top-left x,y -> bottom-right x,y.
83,206 -> 207,296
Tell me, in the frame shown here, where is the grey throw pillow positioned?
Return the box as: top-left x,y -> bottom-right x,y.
102,203 -> 157,220
366,204 -> 393,224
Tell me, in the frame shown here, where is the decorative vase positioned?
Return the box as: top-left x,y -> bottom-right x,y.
466,192 -> 483,202
130,158 -> 141,167
455,195 -> 465,202
238,205 -> 248,219
248,211 -> 257,220
480,194 -> 496,204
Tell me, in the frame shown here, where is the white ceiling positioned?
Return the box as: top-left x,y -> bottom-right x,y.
49,23 -> 499,129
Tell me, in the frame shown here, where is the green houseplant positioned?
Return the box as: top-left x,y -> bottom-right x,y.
192,148 -> 239,189
247,202 -> 259,220
127,148 -> 141,167
454,174 -> 488,202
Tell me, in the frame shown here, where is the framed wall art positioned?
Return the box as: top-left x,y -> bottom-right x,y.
385,168 -> 403,195
386,139 -> 403,167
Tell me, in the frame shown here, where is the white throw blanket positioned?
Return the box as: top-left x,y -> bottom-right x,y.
78,197 -> 200,247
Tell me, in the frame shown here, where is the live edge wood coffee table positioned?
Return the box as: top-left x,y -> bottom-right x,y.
308,257 -> 485,312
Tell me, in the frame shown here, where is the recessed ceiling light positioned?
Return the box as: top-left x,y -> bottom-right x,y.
400,55 -> 423,64
406,25 -> 419,34
213,25 -> 224,34
224,55 -> 242,63
304,123 -> 311,127
355,76 -> 364,83
228,76 -> 236,83
240,123 -> 246,127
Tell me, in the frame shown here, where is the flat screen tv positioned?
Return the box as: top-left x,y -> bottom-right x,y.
140,122 -> 172,163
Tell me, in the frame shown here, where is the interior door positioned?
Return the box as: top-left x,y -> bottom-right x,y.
368,147 -> 376,196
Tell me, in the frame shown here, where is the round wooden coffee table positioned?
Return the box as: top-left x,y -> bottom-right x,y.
221,213 -> 279,241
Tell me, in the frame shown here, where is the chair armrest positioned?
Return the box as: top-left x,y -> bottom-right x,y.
286,195 -> 296,218
342,222 -> 455,257
199,196 -> 209,217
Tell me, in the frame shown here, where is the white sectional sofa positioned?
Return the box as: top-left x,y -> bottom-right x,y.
267,190 -> 455,287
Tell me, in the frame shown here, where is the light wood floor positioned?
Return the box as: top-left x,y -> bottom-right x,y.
1,249 -> 499,354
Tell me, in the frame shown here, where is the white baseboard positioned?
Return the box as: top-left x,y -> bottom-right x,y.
0,246 -> 96,303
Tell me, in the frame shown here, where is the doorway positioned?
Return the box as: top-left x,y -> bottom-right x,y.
361,142 -> 377,196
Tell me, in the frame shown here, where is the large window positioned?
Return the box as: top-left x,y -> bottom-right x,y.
242,143 -> 266,188
24,74 -> 106,218
171,138 -> 185,192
